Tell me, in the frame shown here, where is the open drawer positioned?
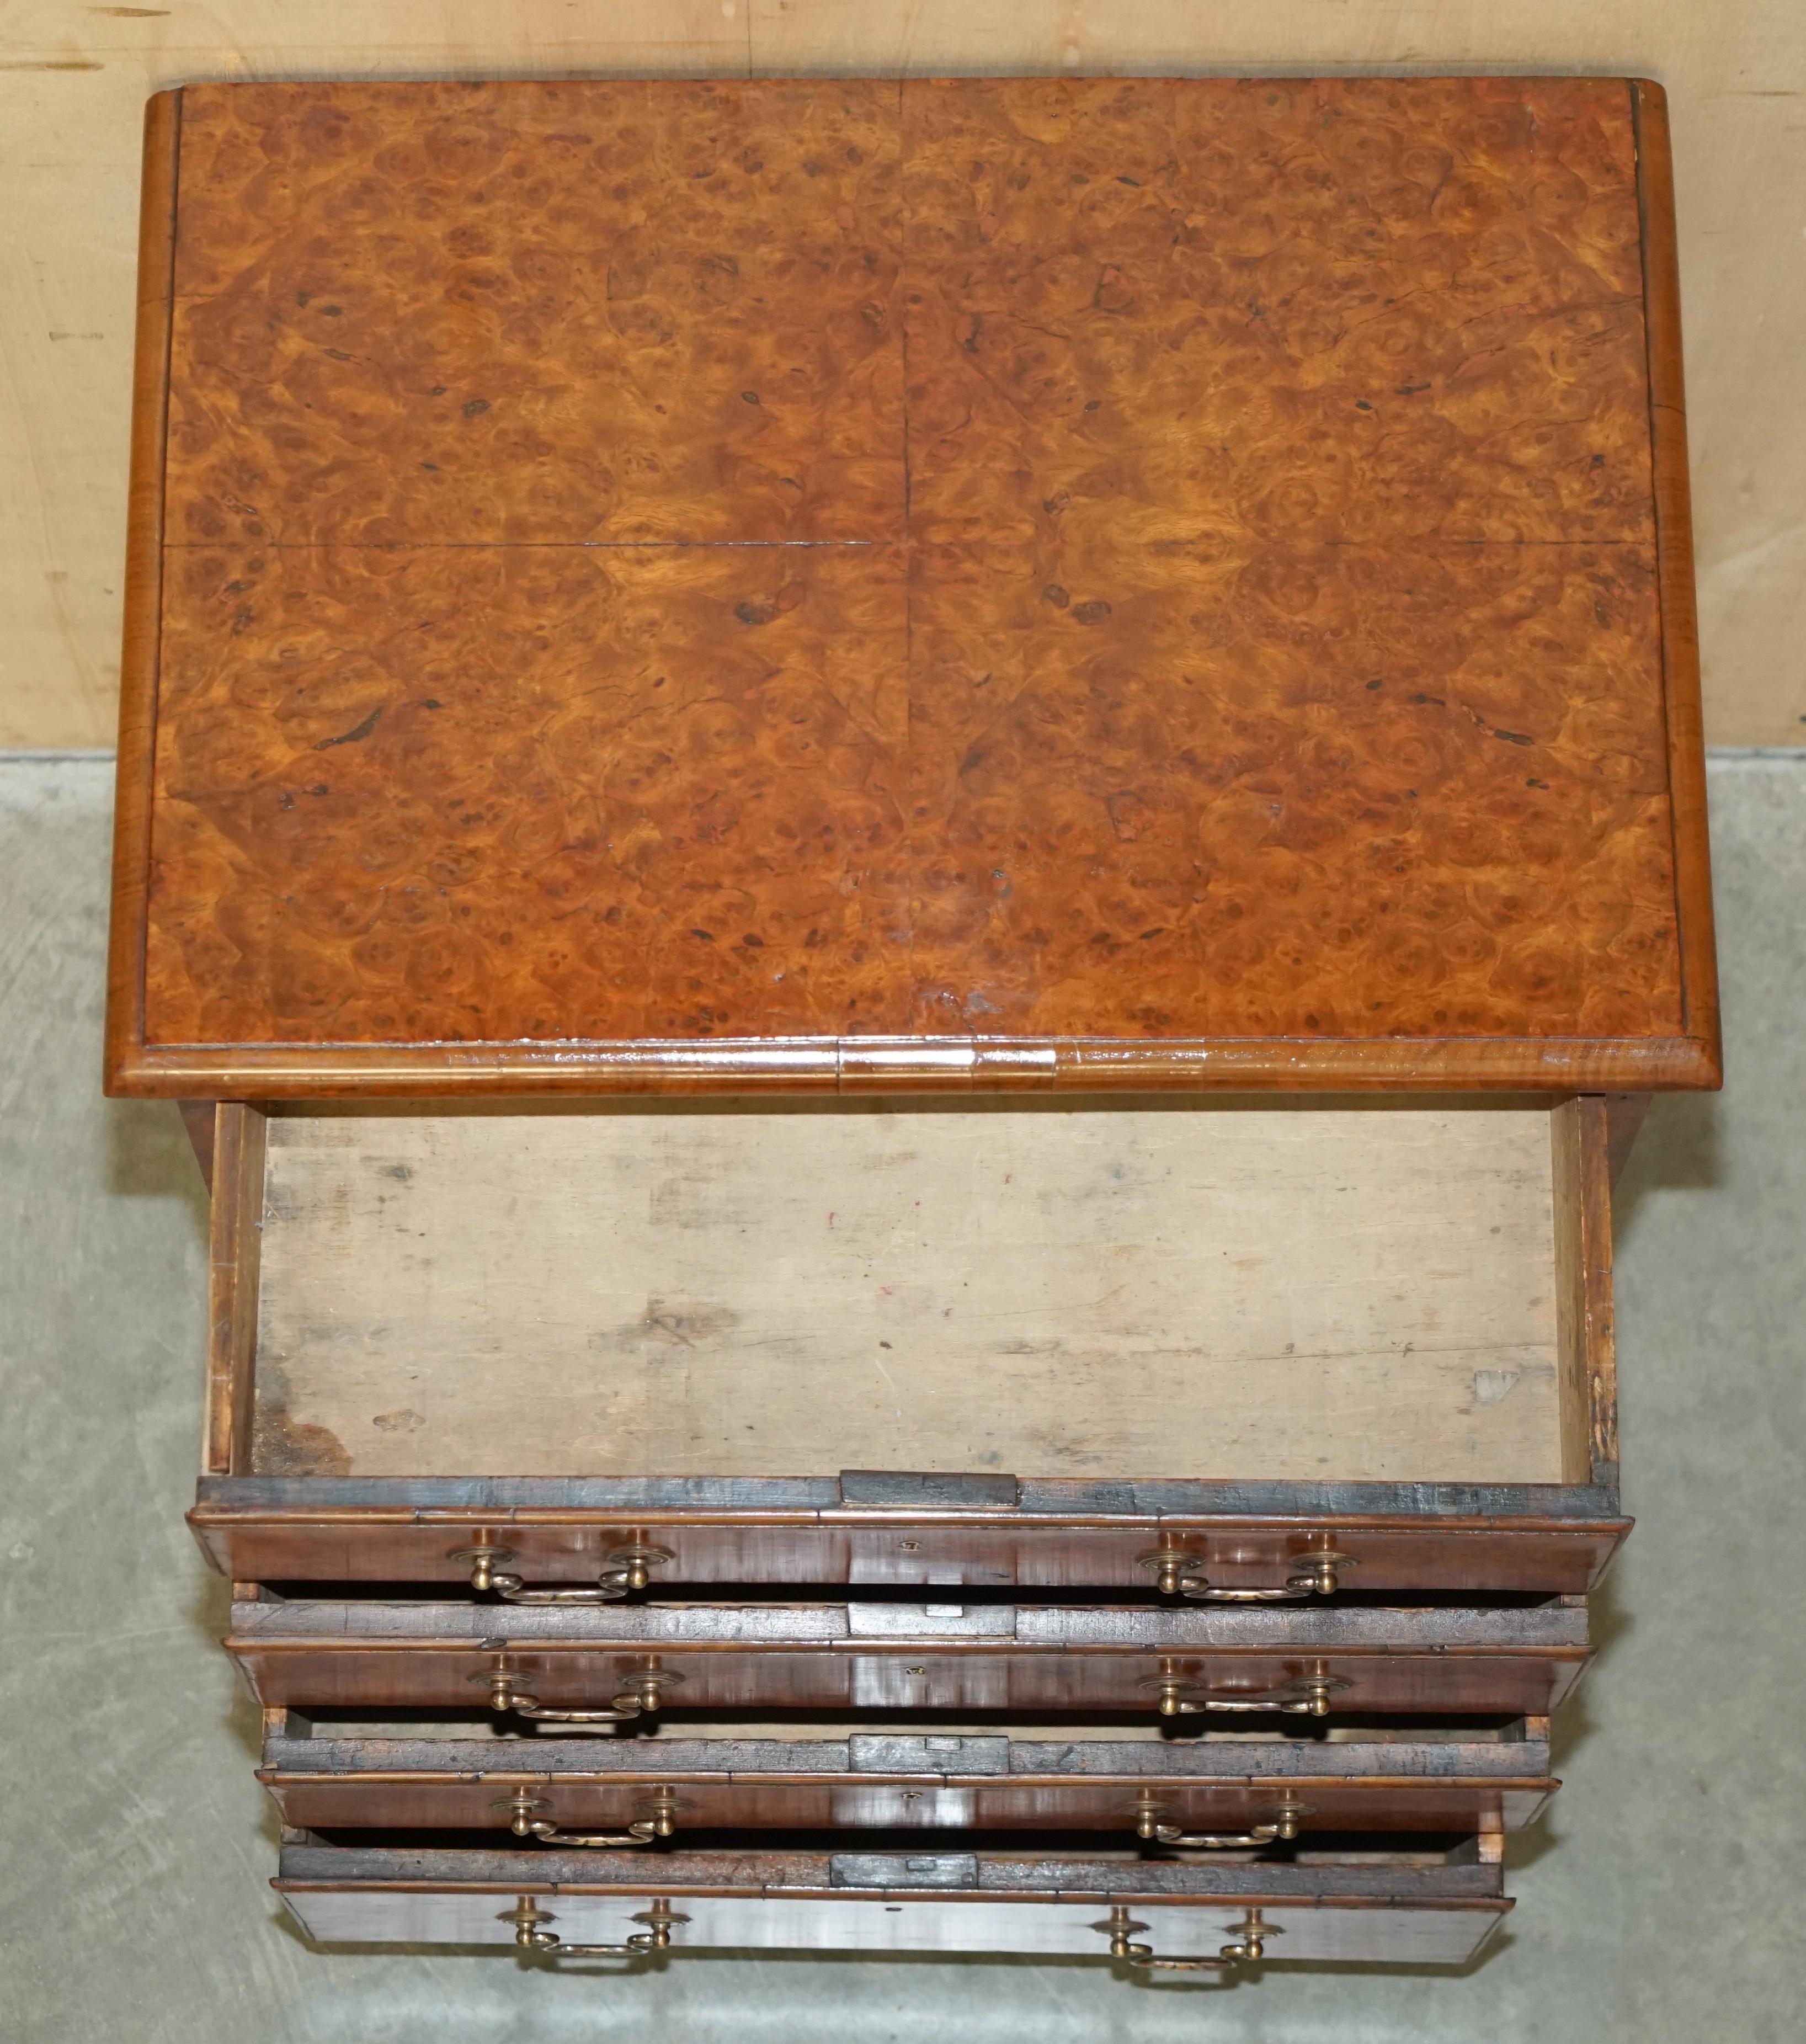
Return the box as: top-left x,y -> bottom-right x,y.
190,1096 -> 1626,1593
225,1593 -> 1591,1719
274,1838 -> 1511,1968
260,1709 -> 1555,1842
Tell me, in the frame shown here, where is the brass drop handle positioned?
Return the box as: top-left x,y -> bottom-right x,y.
1141,1667 -> 1349,1718
1133,1795 -> 1313,1849
503,1896 -> 687,1957
1138,1538 -> 1352,1601
498,1787 -> 683,1848
480,1662 -> 684,1724
1219,1909 -> 1277,1963
451,1539 -> 673,1603
1097,1904 -> 1277,1972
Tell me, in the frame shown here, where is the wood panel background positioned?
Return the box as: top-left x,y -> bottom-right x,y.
3,0 -> 1801,749
248,1108 -> 1568,1483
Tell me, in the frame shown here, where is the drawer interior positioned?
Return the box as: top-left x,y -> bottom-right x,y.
209,1099 -> 1610,1487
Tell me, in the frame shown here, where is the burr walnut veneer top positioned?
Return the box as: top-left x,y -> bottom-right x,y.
109,76 -> 1717,1094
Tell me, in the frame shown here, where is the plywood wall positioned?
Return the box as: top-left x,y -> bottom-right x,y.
3,0 -> 1800,747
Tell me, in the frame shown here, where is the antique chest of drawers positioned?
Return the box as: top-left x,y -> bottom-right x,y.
108,72 -> 1716,1978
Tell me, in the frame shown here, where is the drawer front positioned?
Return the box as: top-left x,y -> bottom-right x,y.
278,1885 -> 1509,1963
230,1641 -> 1587,1717
228,1599 -> 1591,1717
192,1504 -> 1628,1595
264,1770 -> 1553,1838
194,1096 -> 1623,1604
274,1845 -> 1509,1963
263,1722 -> 1554,1838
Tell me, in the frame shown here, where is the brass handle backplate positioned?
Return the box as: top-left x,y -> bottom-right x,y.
1096,1904 -> 1277,1973
1138,1536 -> 1352,1602
497,1786 -> 684,1848
451,1536 -> 673,1603
477,1658 -> 684,1726
1133,1794 -> 1313,1850
1140,1664 -> 1350,1719
503,1897 -> 686,1957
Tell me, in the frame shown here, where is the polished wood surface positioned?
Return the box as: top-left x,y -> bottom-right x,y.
190,1491 -> 1629,1595
105,91 -> 180,1099
260,1719 -> 1554,1837
110,76 -> 1718,1096
275,1840 -> 1509,1960
268,1771 -> 1546,1838
13,10 -> 1806,759
225,1596 -> 1591,1716
1631,83 -> 1719,1079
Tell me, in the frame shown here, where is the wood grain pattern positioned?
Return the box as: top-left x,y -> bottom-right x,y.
225,1596 -> 1591,1716
119,1032 -> 1719,1096
274,1843 -> 1509,1961
203,1102 -> 263,1477
245,1106 -> 1571,1484
188,1492 -> 1629,1595
902,77 -> 1652,551
905,536 -> 1678,1043
108,75 -> 1720,1095
163,79 -> 905,547
276,1838 -> 1500,1893
227,1597 -> 1591,1649
1632,82 -> 1721,1078
104,89 -> 180,1096
16,8 -> 1806,755
1550,1096 -> 1619,1484
260,1772 -> 1547,1838
146,541 -> 912,1044
258,1722 -> 1555,1837
191,1096 -> 1624,1591
230,1640 -> 1589,1718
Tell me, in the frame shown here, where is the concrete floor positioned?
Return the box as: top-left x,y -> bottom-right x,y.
1,752 -> 1802,2042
